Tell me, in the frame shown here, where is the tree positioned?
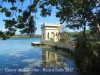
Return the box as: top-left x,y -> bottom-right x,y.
0,0 -> 37,39
54,0 -> 99,41
0,0 -> 100,74
0,0 -> 99,40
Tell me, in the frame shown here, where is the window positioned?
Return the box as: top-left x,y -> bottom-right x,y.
43,33 -> 44,39
51,32 -> 55,38
56,32 -> 57,36
48,32 -> 49,39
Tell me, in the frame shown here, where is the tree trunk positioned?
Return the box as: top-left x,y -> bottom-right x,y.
82,24 -> 87,41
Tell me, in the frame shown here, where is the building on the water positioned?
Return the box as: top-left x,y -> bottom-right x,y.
41,22 -> 70,42
41,22 -> 75,53
41,22 -> 61,42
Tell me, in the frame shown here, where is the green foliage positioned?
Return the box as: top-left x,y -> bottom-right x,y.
0,7 -> 7,12
0,0 -> 100,74
67,31 -> 79,37
3,18 -> 17,28
0,0 -> 99,40
5,11 -> 11,17
10,6 -> 17,10
40,8 -> 51,17
20,0 -> 24,3
0,5 -> 2,8
8,0 -> 16,4
75,35 -> 100,74
50,38 -> 54,41
0,0 -> 38,39
18,9 -> 22,13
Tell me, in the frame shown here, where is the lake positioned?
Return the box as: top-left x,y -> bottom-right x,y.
0,38 -> 80,75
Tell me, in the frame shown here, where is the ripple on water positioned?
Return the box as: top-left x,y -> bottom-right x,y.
0,38 -> 80,75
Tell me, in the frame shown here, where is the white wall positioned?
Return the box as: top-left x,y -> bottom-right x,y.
42,29 -> 59,42
44,41 -> 75,52
41,22 -> 61,42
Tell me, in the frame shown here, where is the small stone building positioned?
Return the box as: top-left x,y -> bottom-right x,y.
41,22 -> 61,42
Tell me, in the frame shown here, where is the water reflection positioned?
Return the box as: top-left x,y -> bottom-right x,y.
0,46 -> 79,75
42,48 -> 75,68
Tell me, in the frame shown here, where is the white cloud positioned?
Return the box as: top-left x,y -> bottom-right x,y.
21,58 -> 42,67
9,52 -> 24,57
0,28 -> 7,32
21,58 -> 37,63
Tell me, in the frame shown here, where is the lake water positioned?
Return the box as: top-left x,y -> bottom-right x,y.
0,38 -> 80,75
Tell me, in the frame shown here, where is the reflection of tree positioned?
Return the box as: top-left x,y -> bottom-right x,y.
42,48 -> 72,68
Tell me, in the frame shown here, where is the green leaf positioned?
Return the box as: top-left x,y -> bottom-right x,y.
20,0 -> 24,2
8,0 -> 16,3
10,6 -> 17,10
5,11 -> 11,17
0,5 -> 2,8
18,9 -> 22,13
0,7 -> 7,12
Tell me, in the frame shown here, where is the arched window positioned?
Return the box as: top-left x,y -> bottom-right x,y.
56,32 -> 57,36
48,32 -> 49,39
51,32 -> 55,38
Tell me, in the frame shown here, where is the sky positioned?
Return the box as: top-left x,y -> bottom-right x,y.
0,9 -> 61,35
0,0 -> 80,35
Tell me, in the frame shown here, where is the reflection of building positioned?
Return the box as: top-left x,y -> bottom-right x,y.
40,22 -> 74,52
42,48 -> 69,68
41,22 -> 61,42
45,51 -> 60,62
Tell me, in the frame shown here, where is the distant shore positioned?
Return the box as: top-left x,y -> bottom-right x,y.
11,34 -> 42,38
